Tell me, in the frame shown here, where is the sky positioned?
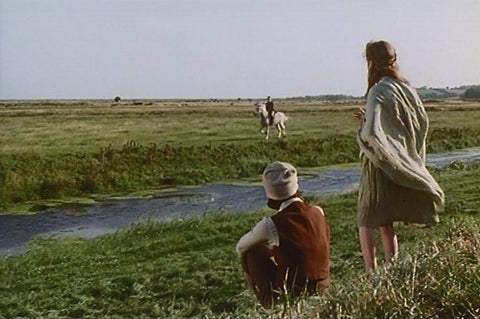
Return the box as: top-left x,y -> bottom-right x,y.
1,0 -> 479,99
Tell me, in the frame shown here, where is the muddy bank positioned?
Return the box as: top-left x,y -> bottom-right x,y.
1,147 -> 479,257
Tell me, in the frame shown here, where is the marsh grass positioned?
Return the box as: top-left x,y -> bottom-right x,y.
2,100 -> 480,209
0,135 -> 355,207
2,125 -> 480,209
1,163 -> 479,318
2,100 -> 480,155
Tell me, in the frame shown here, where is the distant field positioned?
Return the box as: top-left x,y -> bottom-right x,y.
1,99 -> 480,155
0,99 -> 362,155
1,99 -> 480,210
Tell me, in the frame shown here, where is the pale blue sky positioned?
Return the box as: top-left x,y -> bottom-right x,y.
1,0 -> 479,99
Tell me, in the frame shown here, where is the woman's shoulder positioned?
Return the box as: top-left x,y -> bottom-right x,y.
371,77 -> 416,97
378,76 -> 401,90
372,78 -> 423,110
367,79 -> 391,100
378,76 -> 417,92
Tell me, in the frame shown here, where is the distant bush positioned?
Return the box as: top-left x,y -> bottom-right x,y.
114,96 -> 121,102
463,86 -> 480,99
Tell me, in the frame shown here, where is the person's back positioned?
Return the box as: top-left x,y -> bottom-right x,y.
236,162 -> 330,308
271,200 -> 330,293
354,40 -> 444,273
373,77 -> 429,157
266,100 -> 275,112
265,96 -> 275,124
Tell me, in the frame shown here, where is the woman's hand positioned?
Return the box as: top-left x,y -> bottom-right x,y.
353,108 -> 365,123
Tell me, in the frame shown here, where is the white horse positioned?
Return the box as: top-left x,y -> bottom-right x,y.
254,103 -> 288,139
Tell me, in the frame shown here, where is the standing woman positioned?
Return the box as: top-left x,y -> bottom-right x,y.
354,40 -> 444,272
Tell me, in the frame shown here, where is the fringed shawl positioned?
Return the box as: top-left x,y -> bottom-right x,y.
358,77 -> 445,211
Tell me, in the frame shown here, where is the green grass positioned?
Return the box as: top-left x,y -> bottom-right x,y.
1,162 -> 479,318
2,127 -> 480,210
2,100 -> 480,210
1,100 -> 480,317
2,100 -> 480,155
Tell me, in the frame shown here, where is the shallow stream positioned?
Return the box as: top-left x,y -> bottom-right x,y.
1,147 -> 479,257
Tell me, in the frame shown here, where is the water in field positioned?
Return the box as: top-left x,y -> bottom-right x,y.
1,147 -> 479,257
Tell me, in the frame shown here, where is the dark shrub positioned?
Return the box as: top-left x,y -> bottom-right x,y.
463,86 -> 480,99
77,175 -> 97,194
39,179 -> 65,199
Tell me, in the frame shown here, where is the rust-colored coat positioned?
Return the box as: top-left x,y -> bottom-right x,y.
271,201 -> 330,290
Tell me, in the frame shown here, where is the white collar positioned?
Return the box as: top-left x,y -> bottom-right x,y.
279,197 -> 303,211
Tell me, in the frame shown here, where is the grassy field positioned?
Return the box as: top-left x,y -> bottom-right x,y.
2,99 -> 480,211
0,162 -> 478,318
2,99 -> 480,154
1,99 -> 480,317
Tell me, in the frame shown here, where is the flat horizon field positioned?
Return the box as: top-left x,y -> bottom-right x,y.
1,99 -> 480,155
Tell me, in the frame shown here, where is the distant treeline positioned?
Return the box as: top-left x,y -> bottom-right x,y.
409,84 -> 480,100
287,84 -> 480,102
286,94 -> 363,102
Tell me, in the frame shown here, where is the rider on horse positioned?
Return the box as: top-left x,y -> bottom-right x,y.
265,96 -> 276,125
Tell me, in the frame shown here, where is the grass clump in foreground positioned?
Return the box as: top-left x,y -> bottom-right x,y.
1,163 -> 479,318
302,223 -> 480,318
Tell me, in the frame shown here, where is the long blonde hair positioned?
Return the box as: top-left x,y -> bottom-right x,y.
365,40 -> 408,93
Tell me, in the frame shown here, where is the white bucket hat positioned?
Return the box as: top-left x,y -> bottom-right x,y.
263,162 -> 299,200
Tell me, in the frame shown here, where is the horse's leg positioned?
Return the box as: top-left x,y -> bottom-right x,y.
265,125 -> 269,140
280,122 -> 286,137
276,124 -> 282,138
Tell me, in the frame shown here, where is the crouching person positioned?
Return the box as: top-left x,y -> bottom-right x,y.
236,162 -> 331,309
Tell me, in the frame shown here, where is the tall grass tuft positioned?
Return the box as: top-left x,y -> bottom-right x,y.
300,221 -> 480,318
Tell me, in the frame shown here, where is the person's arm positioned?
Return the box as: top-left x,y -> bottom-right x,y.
352,108 -> 365,123
235,217 -> 279,256
359,86 -> 383,145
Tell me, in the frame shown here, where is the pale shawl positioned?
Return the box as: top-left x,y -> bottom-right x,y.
358,77 -> 445,211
